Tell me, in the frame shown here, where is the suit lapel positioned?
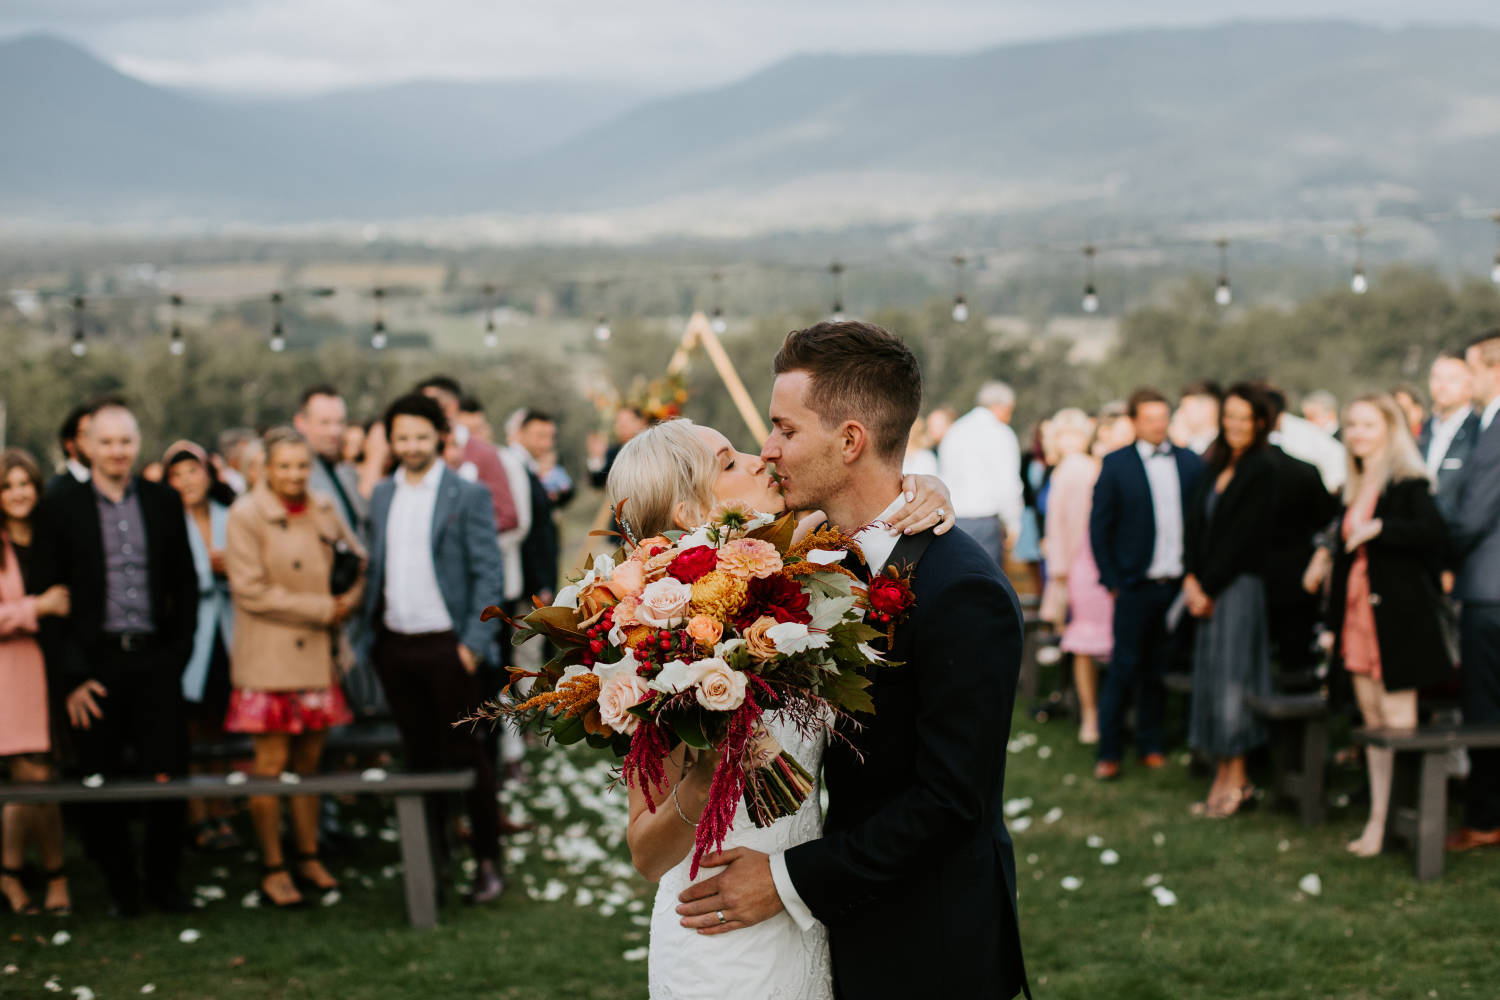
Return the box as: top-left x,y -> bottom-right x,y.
431,469 -> 459,548
75,480 -> 106,577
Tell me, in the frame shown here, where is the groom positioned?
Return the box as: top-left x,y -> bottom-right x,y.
677,321 -> 1029,998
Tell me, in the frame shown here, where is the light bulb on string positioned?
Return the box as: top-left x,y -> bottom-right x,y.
594,315 -> 612,342
70,295 -> 87,357
828,261 -> 845,321
482,283 -> 499,348
1081,245 -> 1099,313
711,307 -> 727,335
1491,215 -> 1500,284
168,293 -> 185,355
951,254 -> 969,322
710,271 -> 728,333
1214,239 -> 1232,306
1350,224 -> 1369,295
269,292 -> 286,352
371,286 -> 387,349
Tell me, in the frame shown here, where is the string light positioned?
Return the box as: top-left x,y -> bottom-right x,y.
950,254 -> 969,323
1491,214 -> 1500,285
710,271 -> 727,334
1351,225 -> 1369,295
829,261 -> 845,321
482,283 -> 499,349
1081,245 -> 1099,313
1214,239 -> 1232,307
70,295 -> 86,357
168,293 -> 185,355
371,286 -> 388,349
269,291 -> 286,352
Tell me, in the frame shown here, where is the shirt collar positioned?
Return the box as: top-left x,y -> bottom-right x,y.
67,458 -> 91,482
396,460 -> 444,492
93,477 -> 136,503
1136,440 -> 1173,461
853,494 -> 908,573
1432,405 -> 1472,434
1482,397 -> 1500,433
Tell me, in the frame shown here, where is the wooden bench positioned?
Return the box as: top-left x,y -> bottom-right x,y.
191,721 -> 404,763
1245,690 -> 1330,827
0,770 -> 473,928
1352,726 -> 1500,881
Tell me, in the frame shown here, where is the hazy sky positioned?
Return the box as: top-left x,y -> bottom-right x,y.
4,0 -> 1499,95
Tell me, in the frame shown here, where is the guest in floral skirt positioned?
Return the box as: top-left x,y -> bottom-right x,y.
225,428 -> 365,907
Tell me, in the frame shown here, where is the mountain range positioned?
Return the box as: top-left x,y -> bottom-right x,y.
4,22 -> 1500,234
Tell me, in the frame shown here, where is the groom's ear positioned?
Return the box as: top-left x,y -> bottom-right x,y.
840,421 -> 870,465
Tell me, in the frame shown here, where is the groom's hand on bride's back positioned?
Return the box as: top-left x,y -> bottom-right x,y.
676,847 -> 782,935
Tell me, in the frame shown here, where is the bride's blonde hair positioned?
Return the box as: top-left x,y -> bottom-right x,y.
607,418 -> 718,542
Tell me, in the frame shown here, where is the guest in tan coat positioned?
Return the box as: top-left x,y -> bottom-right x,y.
224,428 -> 365,908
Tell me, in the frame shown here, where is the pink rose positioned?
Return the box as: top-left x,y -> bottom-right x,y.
685,615 -> 724,649
637,578 -> 693,628
597,671 -> 653,735
689,657 -> 748,712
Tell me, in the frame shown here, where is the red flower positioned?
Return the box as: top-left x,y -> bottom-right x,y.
734,574 -> 812,629
668,545 -> 719,584
867,574 -> 914,616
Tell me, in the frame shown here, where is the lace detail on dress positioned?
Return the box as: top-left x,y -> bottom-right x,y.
647,712 -> 832,1000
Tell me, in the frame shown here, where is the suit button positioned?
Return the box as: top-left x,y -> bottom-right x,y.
296,638 -> 306,649
1370,593 -> 1382,606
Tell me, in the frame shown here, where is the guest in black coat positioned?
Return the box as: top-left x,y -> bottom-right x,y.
1312,393 -> 1454,858
1182,384 -> 1276,819
32,402 -> 198,915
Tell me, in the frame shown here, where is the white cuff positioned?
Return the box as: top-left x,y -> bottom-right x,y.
769,851 -> 817,932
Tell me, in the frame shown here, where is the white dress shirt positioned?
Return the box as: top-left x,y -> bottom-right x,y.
937,407 -> 1024,541
1425,406 -> 1473,481
1482,396 -> 1500,433
67,457 -> 91,483
382,460 -> 454,635
1271,414 -> 1346,493
495,444 -> 534,601
902,448 -> 940,479
1137,441 -> 1185,580
769,494 -> 908,933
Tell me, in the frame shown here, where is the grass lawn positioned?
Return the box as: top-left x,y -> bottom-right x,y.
4,711 -> 1498,999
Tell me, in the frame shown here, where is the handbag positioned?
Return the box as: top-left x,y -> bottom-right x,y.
322,536 -> 364,596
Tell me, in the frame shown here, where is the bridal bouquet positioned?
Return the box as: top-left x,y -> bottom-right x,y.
480,503 -> 911,876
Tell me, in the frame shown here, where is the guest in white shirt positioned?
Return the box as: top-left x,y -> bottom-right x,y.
938,381 -> 1023,566
1302,390 -> 1342,440
362,393 -> 508,904
1271,411 -> 1347,493
1170,379 -> 1223,456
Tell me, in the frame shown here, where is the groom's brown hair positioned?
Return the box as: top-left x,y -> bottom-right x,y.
772,320 -> 922,461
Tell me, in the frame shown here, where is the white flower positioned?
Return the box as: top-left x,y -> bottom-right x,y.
240,891 -> 261,909
1298,873 -> 1322,897
1152,832 -> 1166,847
806,549 -> 847,565
1060,876 -> 1082,891
765,621 -> 831,655
636,578 -> 693,628
72,988 -> 95,1000
1152,887 -> 1178,907
678,526 -> 715,550
279,772 -> 301,784
560,663 -> 593,683
1099,849 -> 1120,866
1086,835 -> 1104,848
1011,816 -> 1033,832
178,929 -> 201,944
590,554 -> 616,582
1277,839 -> 1291,853
3,965 -> 17,975
320,890 -> 341,907
553,584 -> 581,609
1143,873 -> 1163,888
1043,807 -> 1063,824
650,659 -> 696,695
225,771 -> 247,786
140,987 -> 157,995
592,651 -> 640,684
1003,797 -> 1033,818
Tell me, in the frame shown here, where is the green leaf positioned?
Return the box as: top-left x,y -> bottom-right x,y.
671,709 -> 714,750
549,712 -> 587,745
820,668 -> 876,715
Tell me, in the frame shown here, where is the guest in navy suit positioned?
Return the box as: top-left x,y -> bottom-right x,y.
1416,351 -> 1482,521
1089,388 -> 1204,779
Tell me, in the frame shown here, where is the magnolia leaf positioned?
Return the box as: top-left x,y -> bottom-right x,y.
523,605 -> 588,643
672,710 -> 714,750
747,512 -> 798,551
549,712 -> 587,745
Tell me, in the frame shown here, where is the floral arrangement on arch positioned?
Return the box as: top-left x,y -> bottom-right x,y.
477,502 -> 913,877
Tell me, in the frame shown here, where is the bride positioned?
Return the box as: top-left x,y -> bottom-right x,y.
606,418 -> 953,1000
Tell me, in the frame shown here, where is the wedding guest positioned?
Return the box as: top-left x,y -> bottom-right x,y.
1090,388 -> 1204,780
294,385 -> 367,539
1418,352 -> 1480,519
1272,402 -> 1347,494
1257,385 -> 1340,685
224,428 -> 364,907
1014,422 -> 1048,591
510,409 -> 568,603
1093,402 -> 1135,456
902,415 -> 941,478
341,422 -> 366,467
1446,329 -> 1500,853
46,404 -> 92,495
1183,385 -> 1276,818
586,406 -> 648,489
354,419 -> 389,501
141,462 -> 165,483
417,376 -> 520,532
364,394 -> 506,903
1302,390 -> 1342,440
939,380 -> 1024,566
0,449 -> 73,916
163,441 -> 239,851
215,428 -> 257,496
32,401 -> 198,916
1171,379 -> 1223,455
1392,383 -> 1427,440
925,406 -> 958,448
1040,409 -> 1112,744
1306,394 -> 1454,854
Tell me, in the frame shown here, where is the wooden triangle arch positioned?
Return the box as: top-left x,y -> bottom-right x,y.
573,310 -> 769,565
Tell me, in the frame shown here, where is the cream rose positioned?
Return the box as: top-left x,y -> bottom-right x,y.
687,657 -> 748,712
597,671 -> 653,735
636,578 -> 693,628
741,616 -> 781,661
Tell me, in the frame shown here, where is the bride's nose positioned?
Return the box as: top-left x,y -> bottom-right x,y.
744,452 -> 767,475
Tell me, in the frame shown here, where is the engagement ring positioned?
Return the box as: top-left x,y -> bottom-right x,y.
716,910 -> 727,925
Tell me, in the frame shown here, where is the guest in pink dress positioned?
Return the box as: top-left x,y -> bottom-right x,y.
0,449 -> 73,915
1041,409 -> 1115,745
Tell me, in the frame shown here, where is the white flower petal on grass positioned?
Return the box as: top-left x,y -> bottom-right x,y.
81,774 -> 104,789
178,929 -> 201,944
3,965 -> 17,975
1277,839 -> 1291,853
240,891 -> 261,909
1086,835 -> 1104,849
211,866 -> 229,879
1026,854 -> 1039,865
1060,876 -> 1082,891
321,890 -> 341,907
1298,874 -> 1322,897
45,979 -> 62,994
1152,832 -> 1166,847
378,828 -> 399,843
1003,797 -> 1033,817
1043,807 -> 1063,824
141,987 -> 157,995
1063,774 -> 1078,787
1037,746 -> 1053,760
1143,873 -> 1163,888
630,915 -> 651,927
622,947 -> 650,962
51,930 -> 71,946
225,772 -> 247,786
194,885 -> 226,900
1099,849 -> 1120,866
71,988 -> 95,1000
360,768 -> 388,782
1011,816 -> 1033,833
1035,646 -> 1063,667
1152,887 -> 1178,907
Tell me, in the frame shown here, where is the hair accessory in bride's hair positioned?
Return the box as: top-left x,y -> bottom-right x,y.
614,498 -> 639,547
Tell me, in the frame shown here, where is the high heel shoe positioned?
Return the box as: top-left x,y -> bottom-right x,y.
1,866 -> 36,915
42,866 -> 71,917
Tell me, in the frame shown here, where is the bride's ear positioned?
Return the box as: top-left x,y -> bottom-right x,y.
671,502 -> 694,530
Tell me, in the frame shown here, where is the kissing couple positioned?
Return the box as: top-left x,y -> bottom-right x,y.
605,321 -> 1030,999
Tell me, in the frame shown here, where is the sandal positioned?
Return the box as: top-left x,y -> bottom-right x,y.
260,865 -> 305,909
1,866 -> 36,916
42,866 -> 71,917
296,853 -> 339,892
1209,784 -> 1258,819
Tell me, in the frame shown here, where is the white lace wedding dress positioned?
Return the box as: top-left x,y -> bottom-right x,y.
647,712 -> 832,1000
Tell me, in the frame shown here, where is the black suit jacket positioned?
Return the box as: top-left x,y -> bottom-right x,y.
1262,446 -> 1339,602
784,526 -> 1029,999
1090,444 -> 1204,591
1184,449 -> 1276,596
518,469 -> 560,600
1417,410 -> 1482,519
32,477 -> 198,690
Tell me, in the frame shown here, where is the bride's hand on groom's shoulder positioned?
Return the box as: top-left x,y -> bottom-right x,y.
889,474 -> 957,536
676,847 -> 783,935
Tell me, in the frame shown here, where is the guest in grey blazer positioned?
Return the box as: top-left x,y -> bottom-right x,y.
1447,331 -> 1500,853
361,393 -> 508,902
1417,352 -> 1483,520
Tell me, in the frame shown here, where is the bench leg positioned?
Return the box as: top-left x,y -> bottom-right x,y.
1298,715 -> 1328,827
1414,752 -> 1448,883
395,793 -> 439,929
